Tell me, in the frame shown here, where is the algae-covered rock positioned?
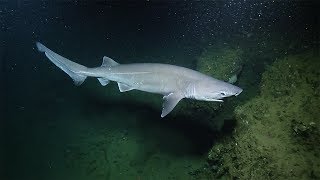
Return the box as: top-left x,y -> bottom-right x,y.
196,46 -> 244,82
206,51 -> 320,179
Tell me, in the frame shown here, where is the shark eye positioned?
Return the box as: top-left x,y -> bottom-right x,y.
220,92 -> 226,96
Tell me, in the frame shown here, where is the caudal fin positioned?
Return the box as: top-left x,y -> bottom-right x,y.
36,42 -> 87,85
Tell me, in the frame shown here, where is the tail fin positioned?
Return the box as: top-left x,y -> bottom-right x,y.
36,42 -> 87,85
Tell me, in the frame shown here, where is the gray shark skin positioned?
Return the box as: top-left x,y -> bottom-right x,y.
36,42 -> 243,117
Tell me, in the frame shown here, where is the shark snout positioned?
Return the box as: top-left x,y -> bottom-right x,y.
234,88 -> 243,96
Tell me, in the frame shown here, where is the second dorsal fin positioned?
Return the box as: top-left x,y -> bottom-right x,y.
101,56 -> 119,67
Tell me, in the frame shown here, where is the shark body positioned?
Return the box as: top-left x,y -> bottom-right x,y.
36,42 -> 243,117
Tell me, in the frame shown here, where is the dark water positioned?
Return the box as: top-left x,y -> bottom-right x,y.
1,1 -> 319,180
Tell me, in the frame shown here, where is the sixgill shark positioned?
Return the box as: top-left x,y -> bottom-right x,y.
36,42 -> 243,117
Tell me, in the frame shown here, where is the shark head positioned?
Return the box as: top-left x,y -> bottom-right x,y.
189,78 -> 243,102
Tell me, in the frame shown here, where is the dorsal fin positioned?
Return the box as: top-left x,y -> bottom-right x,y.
101,56 -> 119,67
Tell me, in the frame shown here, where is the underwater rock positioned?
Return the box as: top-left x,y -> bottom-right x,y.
206,51 -> 320,179
228,74 -> 238,84
196,46 -> 243,82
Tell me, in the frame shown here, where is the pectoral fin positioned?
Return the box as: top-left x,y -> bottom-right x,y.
161,93 -> 183,118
